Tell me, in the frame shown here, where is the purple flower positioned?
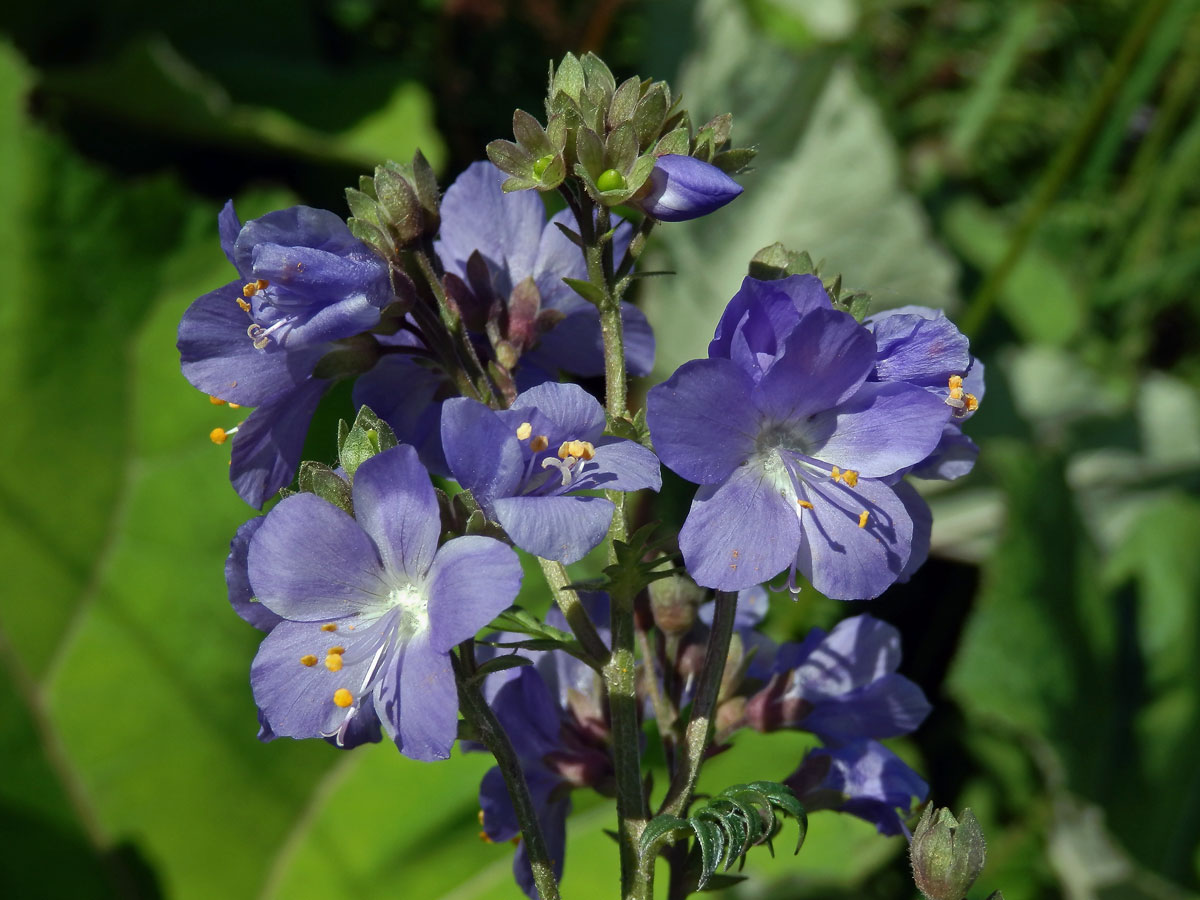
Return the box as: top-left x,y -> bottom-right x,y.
866,306 -> 985,481
178,202 -> 390,506
246,444 -> 522,759
442,381 -> 661,563
632,154 -> 743,223
646,279 -> 951,599
785,740 -> 928,837
436,161 -> 655,378
744,614 -> 931,742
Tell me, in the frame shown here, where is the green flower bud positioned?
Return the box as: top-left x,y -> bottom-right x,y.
532,154 -> 555,179
648,570 -> 705,637
596,168 -> 626,192
910,806 -> 988,900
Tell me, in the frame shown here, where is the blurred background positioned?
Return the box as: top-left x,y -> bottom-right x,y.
2,0 -> 1198,897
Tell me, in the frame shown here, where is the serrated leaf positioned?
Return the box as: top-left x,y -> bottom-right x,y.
689,816 -> 723,888
640,815 -> 692,857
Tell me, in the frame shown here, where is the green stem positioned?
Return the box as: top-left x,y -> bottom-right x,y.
536,557 -> 609,666
605,591 -> 647,899
958,0 -> 1172,338
452,650 -> 561,900
658,590 -> 738,819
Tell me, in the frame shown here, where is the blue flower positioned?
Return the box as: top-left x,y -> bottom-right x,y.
785,739 -> 928,837
632,154 -> 743,223
647,277 -> 951,599
744,614 -> 931,742
246,444 -> 522,759
178,202 -> 390,506
442,381 -> 661,563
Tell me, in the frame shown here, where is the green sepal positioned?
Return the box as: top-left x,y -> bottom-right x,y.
549,52 -> 585,105
748,243 -> 815,281
569,522 -> 677,601
607,76 -> 641,130
338,406 -> 398,478
297,461 -> 353,516
634,83 -> 670,150
654,127 -> 690,157
712,146 -> 757,175
606,407 -> 652,449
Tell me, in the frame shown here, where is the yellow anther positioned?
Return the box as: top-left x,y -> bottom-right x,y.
242,279 -> 269,298
529,435 -> 548,452
831,466 -> 842,482
797,500 -> 814,510
228,402 -> 241,410
327,646 -> 345,655
557,441 -> 571,460
478,810 -> 486,826
299,654 -> 318,667
321,623 -> 338,632
965,394 -> 979,412
209,427 -> 230,445
948,374 -> 963,390
858,510 -> 869,529
324,654 -> 343,672
209,395 -> 226,406
843,469 -> 859,488
948,386 -> 964,401
479,831 -> 493,844
557,439 -> 596,460
576,441 -> 595,461
516,422 -> 533,441
333,688 -> 353,708
236,298 -> 252,313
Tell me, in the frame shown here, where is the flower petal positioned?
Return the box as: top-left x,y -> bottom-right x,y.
806,381 -> 952,478
375,634 -> 458,761
793,614 -> 902,693
646,358 -> 760,485
494,494 -> 614,564
868,307 -> 970,386
893,481 -> 931,581
248,492 -> 388,619
798,673 -> 932,742
225,517 -> 281,632
909,426 -> 979,481
441,397 -> 525,510
251,618 -> 388,743
177,280 -> 324,407
353,445 -> 441,582
353,354 -> 451,477
233,206 -> 365,274
582,439 -> 662,493
753,308 -> 876,423
218,200 -> 241,268
229,377 -> 330,508
426,535 -> 523,652
679,462 -> 801,590
794,477 -> 913,600
510,381 -> 606,442
709,275 -> 832,363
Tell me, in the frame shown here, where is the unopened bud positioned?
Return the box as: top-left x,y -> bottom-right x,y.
910,806 -> 987,900
648,570 -> 705,637
632,154 -> 743,223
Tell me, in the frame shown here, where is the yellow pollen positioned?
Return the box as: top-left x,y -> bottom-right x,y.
797,500 -> 814,509
321,623 -> 338,632
236,297 -> 252,312
948,374 -> 963,390
516,422 -> 533,441
299,654 -> 318,667
333,688 -> 353,708
831,466 -> 842,482
242,279 -> 269,297
557,441 -> 571,460
324,654 -> 343,672
479,831 -> 493,844
949,386 -> 964,401
327,645 -> 346,655
209,395 -> 226,406
965,394 -> 979,412
557,439 -> 595,460
209,427 -> 229,445
843,469 -> 859,488
529,435 -> 548,452
477,810 -> 485,825
228,402 -> 241,410
577,441 -> 595,460
858,510 -> 869,528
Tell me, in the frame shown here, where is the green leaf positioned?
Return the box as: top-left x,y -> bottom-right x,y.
297,461 -> 353,516
561,276 -> 606,306
688,815 -> 723,888
468,654 -> 534,684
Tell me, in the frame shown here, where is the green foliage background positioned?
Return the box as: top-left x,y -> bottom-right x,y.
2,1 -> 1198,897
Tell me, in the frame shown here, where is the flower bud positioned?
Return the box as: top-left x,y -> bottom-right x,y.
648,570 -> 705,637
633,154 -> 743,223
910,805 -> 988,900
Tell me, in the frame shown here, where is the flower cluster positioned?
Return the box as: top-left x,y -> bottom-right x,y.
183,50 -> 986,900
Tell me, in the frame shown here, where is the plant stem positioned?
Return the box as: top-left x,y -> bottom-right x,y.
452,649 -> 561,900
658,590 -> 738,819
536,557 -> 609,666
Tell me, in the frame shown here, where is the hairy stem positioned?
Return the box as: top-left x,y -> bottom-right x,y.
536,557 -> 609,666
453,649 -> 561,900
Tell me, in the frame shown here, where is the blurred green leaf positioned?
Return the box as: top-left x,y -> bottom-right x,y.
641,2 -> 959,374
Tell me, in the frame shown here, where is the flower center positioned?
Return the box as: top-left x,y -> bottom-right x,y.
945,374 -> 979,417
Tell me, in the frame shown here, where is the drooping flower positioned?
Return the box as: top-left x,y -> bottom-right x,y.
442,381 -> 661,563
743,614 -> 931,742
246,444 -> 522,759
632,154 -> 744,223
178,202 -> 391,506
784,739 -> 928,837
647,278 -> 951,599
